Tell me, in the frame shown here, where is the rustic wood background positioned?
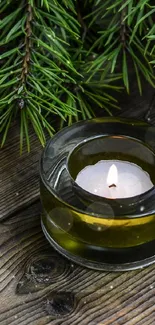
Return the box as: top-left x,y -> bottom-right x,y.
1,78 -> 155,325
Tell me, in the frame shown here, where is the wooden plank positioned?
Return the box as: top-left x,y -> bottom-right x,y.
0,123 -> 42,220
1,202 -> 155,325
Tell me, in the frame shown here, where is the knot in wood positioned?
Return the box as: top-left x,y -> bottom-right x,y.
45,292 -> 75,317
16,255 -> 68,294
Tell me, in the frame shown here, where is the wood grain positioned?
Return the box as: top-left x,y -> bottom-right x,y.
0,123 -> 42,220
0,202 -> 155,325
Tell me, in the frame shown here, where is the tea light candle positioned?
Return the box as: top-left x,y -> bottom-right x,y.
75,160 -> 153,199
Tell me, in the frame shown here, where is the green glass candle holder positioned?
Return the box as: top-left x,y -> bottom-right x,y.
40,117 -> 155,271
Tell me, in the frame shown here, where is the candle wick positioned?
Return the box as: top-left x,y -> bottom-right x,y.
109,184 -> 117,188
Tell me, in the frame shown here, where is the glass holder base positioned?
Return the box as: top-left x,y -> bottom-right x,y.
41,221 -> 155,272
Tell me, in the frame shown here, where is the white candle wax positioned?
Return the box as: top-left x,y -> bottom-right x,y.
75,160 -> 153,199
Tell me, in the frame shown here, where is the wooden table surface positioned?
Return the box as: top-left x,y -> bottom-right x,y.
1,80 -> 155,325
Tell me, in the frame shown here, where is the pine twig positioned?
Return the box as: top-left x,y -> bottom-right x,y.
21,3 -> 32,85
17,2 -> 33,110
120,1 -> 127,47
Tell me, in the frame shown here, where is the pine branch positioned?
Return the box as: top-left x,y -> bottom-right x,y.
0,0 -> 122,151
2,0 -> 154,151
85,0 -> 155,93
21,3 -> 32,85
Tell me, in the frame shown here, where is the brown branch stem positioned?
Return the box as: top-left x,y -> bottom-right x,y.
120,1 -> 128,47
21,3 -> 33,84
